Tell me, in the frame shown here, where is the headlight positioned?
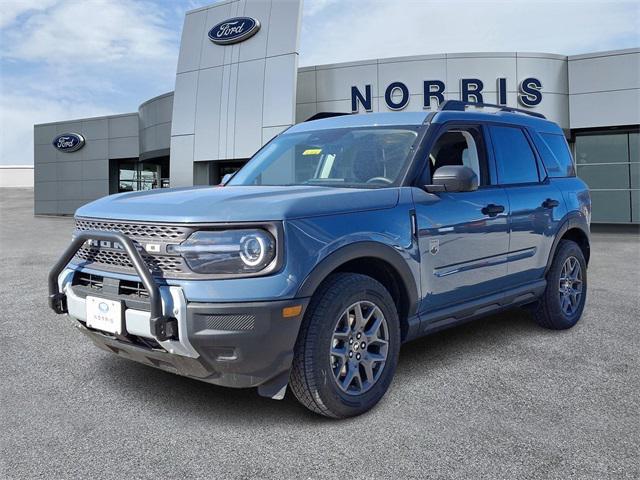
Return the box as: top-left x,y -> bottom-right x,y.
170,229 -> 276,274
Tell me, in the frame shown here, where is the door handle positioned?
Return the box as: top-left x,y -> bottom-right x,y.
481,204 -> 505,217
542,198 -> 560,209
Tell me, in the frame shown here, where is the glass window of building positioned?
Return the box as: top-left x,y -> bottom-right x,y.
575,132 -> 639,223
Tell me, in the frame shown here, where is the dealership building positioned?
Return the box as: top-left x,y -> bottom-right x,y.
32,0 -> 639,223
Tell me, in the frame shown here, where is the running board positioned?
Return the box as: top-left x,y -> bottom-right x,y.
409,280 -> 546,340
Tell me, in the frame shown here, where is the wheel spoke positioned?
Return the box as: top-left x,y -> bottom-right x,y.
353,303 -> 365,330
366,351 -> 386,363
560,294 -> 569,313
368,338 -> 388,349
341,364 -> 360,391
365,312 -> 383,338
331,345 -> 348,359
360,358 -> 375,384
332,354 -> 346,373
332,329 -> 350,341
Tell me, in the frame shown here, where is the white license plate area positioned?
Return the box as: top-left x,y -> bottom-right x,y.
86,296 -> 123,334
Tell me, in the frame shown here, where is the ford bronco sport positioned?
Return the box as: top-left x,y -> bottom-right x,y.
49,100 -> 591,418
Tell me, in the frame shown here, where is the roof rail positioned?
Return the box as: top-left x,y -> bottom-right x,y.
439,100 -> 546,119
304,112 -> 352,122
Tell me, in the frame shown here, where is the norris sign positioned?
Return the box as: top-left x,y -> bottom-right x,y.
351,77 -> 543,112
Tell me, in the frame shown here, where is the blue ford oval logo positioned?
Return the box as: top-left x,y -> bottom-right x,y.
52,133 -> 85,153
208,17 -> 260,45
98,302 -> 109,313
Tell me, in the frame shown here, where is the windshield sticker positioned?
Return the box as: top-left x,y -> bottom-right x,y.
302,148 -> 322,155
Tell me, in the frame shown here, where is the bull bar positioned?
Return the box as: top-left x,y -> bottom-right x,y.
47,230 -> 178,341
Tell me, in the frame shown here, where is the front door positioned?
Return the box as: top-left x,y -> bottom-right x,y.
413,124 -> 510,314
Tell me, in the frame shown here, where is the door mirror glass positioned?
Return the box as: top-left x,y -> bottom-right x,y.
425,165 -> 478,193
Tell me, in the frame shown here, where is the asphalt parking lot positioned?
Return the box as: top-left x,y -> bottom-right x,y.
1,188 -> 638,479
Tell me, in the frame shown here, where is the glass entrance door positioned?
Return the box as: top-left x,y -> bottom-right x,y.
116,158 -> 169,193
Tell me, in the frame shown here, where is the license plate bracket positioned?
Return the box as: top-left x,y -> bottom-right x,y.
86,296 -> 123,334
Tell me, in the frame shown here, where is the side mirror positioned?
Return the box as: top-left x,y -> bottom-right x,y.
221,173 -> 234,185
424,165 -> 478,193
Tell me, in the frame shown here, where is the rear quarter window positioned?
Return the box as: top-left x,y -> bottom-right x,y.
534,132 -> 576,177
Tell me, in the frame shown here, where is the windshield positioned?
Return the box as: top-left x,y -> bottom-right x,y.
228,126 -> 420,188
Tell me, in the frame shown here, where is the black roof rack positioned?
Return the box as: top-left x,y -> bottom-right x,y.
439,100 -> 546,119
304,112 -> 352,122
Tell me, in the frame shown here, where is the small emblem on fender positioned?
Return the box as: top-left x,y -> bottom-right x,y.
429,238 -> 439,255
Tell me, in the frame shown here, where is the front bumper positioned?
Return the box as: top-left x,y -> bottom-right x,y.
49,229 -> 309,398
72,294 -> 308,394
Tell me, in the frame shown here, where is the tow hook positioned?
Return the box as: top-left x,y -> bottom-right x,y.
150,316 -> 179,341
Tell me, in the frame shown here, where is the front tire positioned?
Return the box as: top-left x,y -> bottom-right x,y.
533,240 -> 587,330
290,273 -> 401,418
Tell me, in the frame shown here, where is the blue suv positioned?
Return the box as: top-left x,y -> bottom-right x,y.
49,100 -> 591,418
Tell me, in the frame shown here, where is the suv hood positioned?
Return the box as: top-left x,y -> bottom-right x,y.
75,185 -> 399,223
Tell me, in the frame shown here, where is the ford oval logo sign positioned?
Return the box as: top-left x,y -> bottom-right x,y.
208,17 -> 260,45
52,133 -> 85,153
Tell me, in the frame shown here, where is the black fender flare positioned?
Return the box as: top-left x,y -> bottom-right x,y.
545,212 -> 591,274
296,241 -> 420,318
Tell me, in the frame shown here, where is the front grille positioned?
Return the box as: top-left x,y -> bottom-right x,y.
119,279 -> 149,299
75,245 -> 185,275
72,217 -> 192,277
75,219 -> 191,241
74,272 -> 104,291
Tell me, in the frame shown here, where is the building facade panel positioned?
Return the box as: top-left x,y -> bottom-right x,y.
80,118 -> 109,140
445,55 -> 518,95
377,58 -> 447,98
569,89 -> 640,129
170,0 -> 302,187
516,56 -> 568,95
193,66 -> 224,161
139,92 -> 174,158
568,49 -> 640,94
176,7 -> 208,74
108,115 -> 138,139
316,63 -> 378,103
234,59 -> 266,158
171,72 -> 199,136
296,68 -> 317,104
236,0 -> 270,62
263,53 -> 299,126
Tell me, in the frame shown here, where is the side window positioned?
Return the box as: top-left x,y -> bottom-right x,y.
536,132 -> 576,177
490,125 -> 540,185
428,127 -> 488,185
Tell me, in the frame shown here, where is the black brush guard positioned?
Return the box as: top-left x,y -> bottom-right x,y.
48,230 -> 178,341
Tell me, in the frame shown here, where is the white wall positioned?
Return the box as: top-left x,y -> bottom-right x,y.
170,0 -> 303,187
0,166 -> 34,188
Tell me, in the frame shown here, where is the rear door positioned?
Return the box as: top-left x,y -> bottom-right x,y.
488,125 -> 564,285
413,123 -> 510,313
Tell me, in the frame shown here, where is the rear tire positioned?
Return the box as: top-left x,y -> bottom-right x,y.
533,240 -> 587,330
290,273 -> 401,418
